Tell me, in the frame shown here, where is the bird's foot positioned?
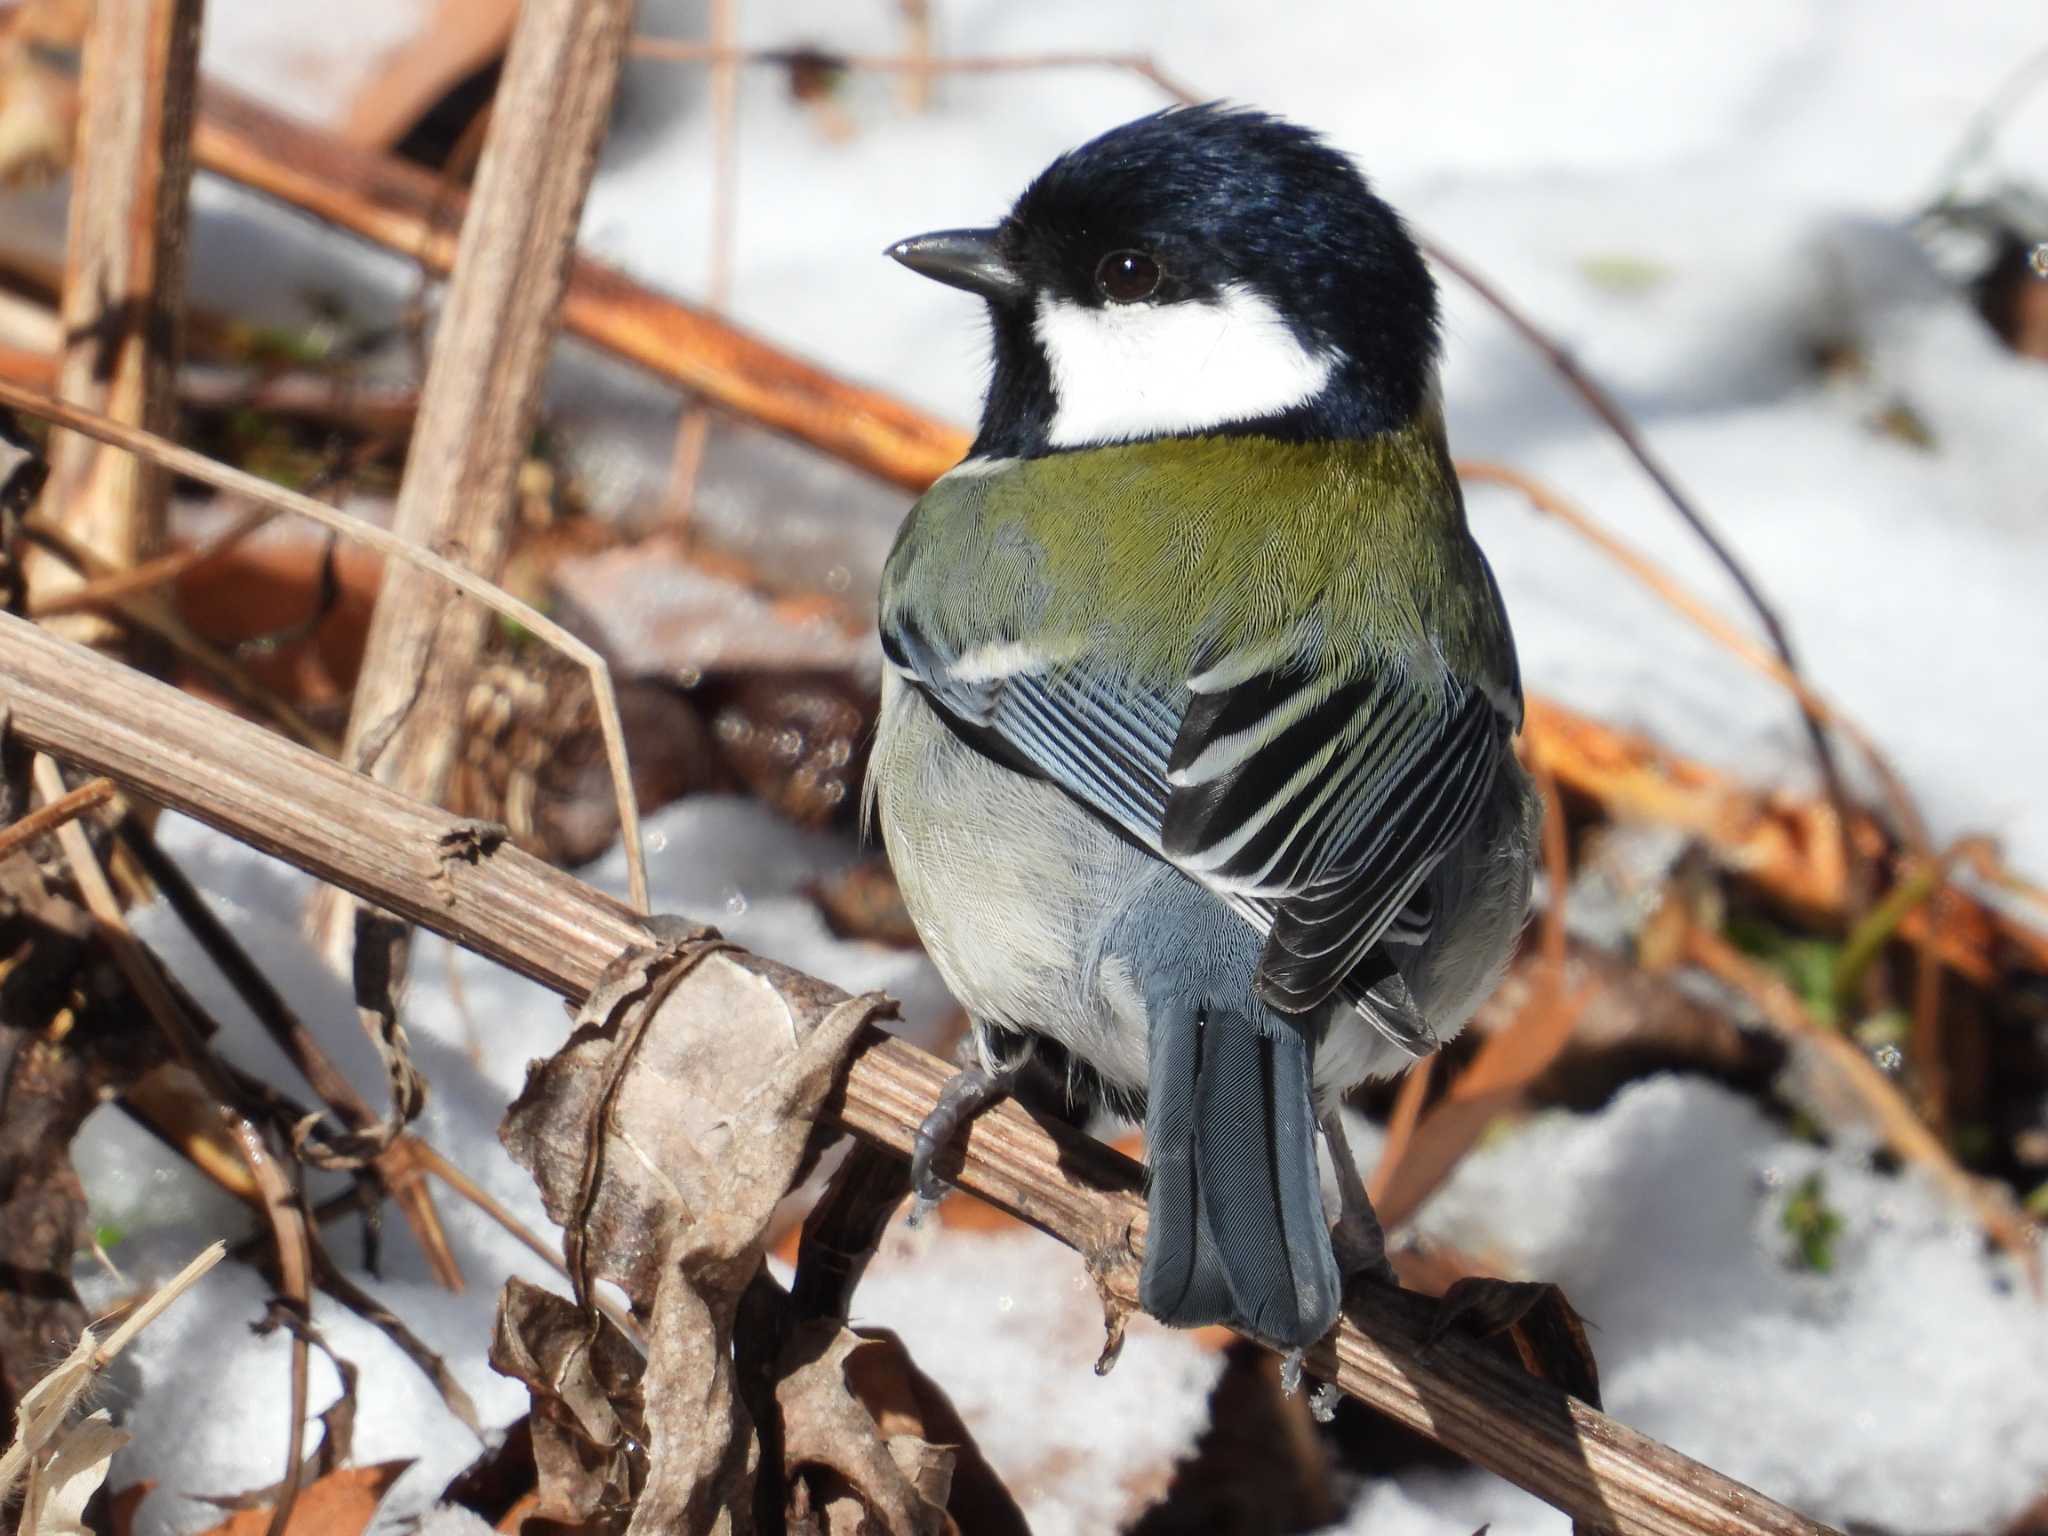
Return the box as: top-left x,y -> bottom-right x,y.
907,1062 -> 1018,1223
1330,1203 -> 1400,1291
1322,1108 -> 1400,1291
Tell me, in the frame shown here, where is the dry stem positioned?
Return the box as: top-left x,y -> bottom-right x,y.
0,773 -> 111,861
0,1240 -> 225,1500
190,87 -> 974,492
28,752 -> 318,1536
26,0 -> 204,645
625,38 -> 1205,105
307,0 -> 636,961
1685,921 -> 2038,1285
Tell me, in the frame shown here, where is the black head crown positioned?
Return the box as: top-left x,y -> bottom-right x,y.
890,105 -> 1440,458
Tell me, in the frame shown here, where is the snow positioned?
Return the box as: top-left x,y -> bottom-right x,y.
199,0 -> 435,129
828,1227 -> 1225,1535
1392,1080 -> 2048,1533
9,1 -> 2044,1531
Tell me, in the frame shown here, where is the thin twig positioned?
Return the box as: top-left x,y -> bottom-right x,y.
0,773 -> 112,860
1920,44 -> 2048,211
0,377 -> 650,914
410,1137 -> 642,1347
625,38 -> 1206,104
19,512 -> 335,752
29,754 -> 318,1536
1685,920 -> 2038,1287
1429,252 -> 1865,896
1462,460 -> 1929,855
192,85 -> 972,493
661,0 -> 739,533
0,1241 -> 225,1500
28,505 -> 275,618
1366,1053 -> 1433,1206
115,813 -> 467,1289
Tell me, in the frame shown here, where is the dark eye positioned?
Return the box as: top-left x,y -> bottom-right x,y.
1094,249 -> 1161,303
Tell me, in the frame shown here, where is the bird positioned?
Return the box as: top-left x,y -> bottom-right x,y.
866,103 -> 1539,1353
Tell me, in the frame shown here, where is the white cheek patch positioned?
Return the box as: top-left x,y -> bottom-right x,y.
1034,284 -> 1335,447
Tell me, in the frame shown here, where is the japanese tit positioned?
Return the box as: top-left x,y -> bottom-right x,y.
867,104 -> 1537,1350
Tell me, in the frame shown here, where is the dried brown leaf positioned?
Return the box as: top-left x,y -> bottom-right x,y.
776,1323 -> 952,1536
16,1411 -> 127,1536
488,1277 -> 643,1530
498,930 -> 891,1534
189,1461 -> 410,1536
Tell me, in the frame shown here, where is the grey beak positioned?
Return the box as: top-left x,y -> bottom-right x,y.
887,227 -> 1027,304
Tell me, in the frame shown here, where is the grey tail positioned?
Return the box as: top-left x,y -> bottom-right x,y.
1139,1003 -> 1341,1350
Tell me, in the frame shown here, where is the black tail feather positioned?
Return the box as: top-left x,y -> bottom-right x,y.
1139,1005 -> 1340,1349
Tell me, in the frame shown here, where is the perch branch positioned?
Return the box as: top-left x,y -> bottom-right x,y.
0,611 -> 1845,1536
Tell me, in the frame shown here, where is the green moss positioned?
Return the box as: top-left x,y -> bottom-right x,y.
1780,1171 -> 1844,1273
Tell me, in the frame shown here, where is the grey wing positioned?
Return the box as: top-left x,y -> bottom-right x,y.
881,612 -> 1506,1041
1160,652 -> 1509,1017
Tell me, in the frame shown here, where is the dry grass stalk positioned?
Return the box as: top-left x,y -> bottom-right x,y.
1683,919 -> 2040,1287
115,816 -> 467,1292
28,753 -> 320,1536
1421,252 -> 1865,911
0,612 -> 1849,1536
659,0 -> 739,533
25,0 -> 203,647
0,1240 -> 225,1507
1369,761 -> 1590,1227
27,507 -> 275,620
0,773 -> 110,861
625,38 -> 1205,106
1464,461 -> 1925,844
19,510 -> 335,752
0,378 -> 650,922
306,0 -> 636,968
